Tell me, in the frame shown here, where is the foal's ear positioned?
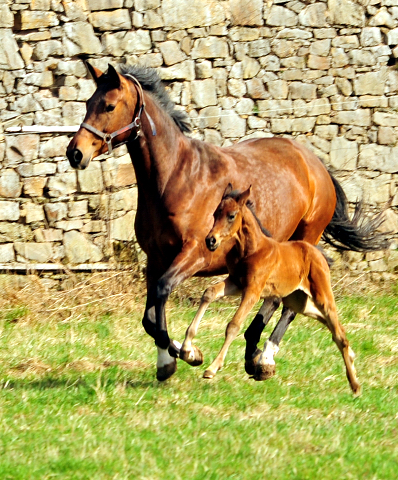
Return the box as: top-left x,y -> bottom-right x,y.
237,185 -> 252,206
85,61 -> 104,85
222,183 -> 233,199
106,64 -> 121,88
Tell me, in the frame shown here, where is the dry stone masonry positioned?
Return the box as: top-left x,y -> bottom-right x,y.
0,0 -> 397,276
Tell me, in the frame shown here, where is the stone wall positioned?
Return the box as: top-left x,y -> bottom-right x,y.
0,0 -> 397,275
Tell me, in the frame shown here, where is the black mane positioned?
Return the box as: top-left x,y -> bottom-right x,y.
224,190 -> 272,238
119,65 -> 191,134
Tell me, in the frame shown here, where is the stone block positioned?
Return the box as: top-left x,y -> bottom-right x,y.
143,10 -> 163,28
369,7 -> 395,29
14,242 -> 53,262
267,80 -> 288,99
159,41 -> 186,66
77,162 -> 104,193
44,202 -> 68,223
289,82 -> 317,99
111,188 -> 137,212
235,99 -> 254,116
360,27 -> 382,46
62,102 -> 87,126
24,203 -> 45,223
87,0 -> 123,10
353,68 -> 388,95
242,57 -> 261,79
47,172 -> 77,197
204,129 -> 223,146
0,202 -> 19,221
55,220 -> 84,231
311,39 -> 332,57
0,169 -> 22,198
63,22 -> 102,56
257,99 -> 293,118
276,29 -> 312,40
190,79 -> 217,108
122,30 -> 152,55
81,221 -> 106,233
373,111 -> 398,126
15,11 -> 59,30
102,155 -> 136,188
248,39 -> 271,57
329,137 -> 358,170
333,110 -> 371,127
271,39 -> 299,58
378,126 -> 396,145
64,230 -> 103,264
328,0 -> 365,26
0,30 -> 24,70
229,0 -> 263,26
159,61 -> 195,81
110,210 -> 136,241
246,78 -> 267,99
266,6 -> 298,26
335,78 -> 353,96
307,98 -> 331,116
40,229 -> 63,242
261,55 -> 280,71
33,40 -> 63,61
227,79 -> 247,97
89,9 -> 132,31
162,0 -> 225,29
270,118 -> 316,133
198,107 -> 221,129
331,36 -> 359,49
298,3 -> 328,27
5,135 -> 40,167
39,136 -> 70,159
191,37 -> 228,59
358,144 -> 398,173
69,200 -> 88,217
220,110 -> 246,137
348,49 -> 376,67
23,177 -> 47,197
0,244 -> 15,263
307,55 -> 330,70
0,4 -> 13,28
17,163 -> 57,178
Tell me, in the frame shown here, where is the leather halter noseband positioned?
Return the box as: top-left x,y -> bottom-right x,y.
80,74 -> 157,154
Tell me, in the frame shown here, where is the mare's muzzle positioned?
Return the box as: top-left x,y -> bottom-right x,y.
206,236 -> 219,251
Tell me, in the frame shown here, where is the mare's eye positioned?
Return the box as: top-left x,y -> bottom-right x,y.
227,213 -> 236,222
106,104 -> 115,112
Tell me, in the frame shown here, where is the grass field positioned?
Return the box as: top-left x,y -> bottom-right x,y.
0,273 -> 397,479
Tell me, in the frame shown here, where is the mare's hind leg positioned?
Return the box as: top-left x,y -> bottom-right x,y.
180,278 -> 240,366
253,306 -> 296,381
244,297 -> 281,376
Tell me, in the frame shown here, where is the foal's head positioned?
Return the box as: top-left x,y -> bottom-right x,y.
206,184 -> 252,251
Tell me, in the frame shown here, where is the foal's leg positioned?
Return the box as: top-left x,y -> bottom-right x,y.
254,306 -> 297,381
243,297 -> 281,376
203,288 -> 259,379
155,240 -> 208,381
180,277 -> 240,366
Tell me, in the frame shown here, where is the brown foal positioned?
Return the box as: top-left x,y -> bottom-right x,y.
181,185 -> 361,395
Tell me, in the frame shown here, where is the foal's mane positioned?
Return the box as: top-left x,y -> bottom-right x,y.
119,65 -> 191,133
224,190 -> 272,238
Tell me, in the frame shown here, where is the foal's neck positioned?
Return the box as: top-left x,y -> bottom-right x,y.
236,205 -> 271,257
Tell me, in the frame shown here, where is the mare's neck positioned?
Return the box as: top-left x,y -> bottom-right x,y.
127,92 -> 188,195
235,205 -> 271,257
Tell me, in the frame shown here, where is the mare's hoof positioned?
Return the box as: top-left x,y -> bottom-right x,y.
244,348 -> 263,376
180,345 -> 204,367
156,359 -> 177,381
203,369 -> 216,379
352,384 -> 362,397
253,363 -> 276,381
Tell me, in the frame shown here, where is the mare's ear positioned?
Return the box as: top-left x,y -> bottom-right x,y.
106,64 -> 121,88
222,183 -> 233,199
85,61 -> 104,85
237,185 -> 252,206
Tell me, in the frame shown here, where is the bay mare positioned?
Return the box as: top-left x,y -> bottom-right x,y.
180,185 -> 361,395
66,63 -> 388,381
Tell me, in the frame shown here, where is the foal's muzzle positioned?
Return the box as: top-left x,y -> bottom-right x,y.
206,236 -> 218,251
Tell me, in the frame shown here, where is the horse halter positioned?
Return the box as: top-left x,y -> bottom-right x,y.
80,74 -> 157,154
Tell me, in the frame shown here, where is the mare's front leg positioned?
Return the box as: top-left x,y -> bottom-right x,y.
180,277 -> 241,366
254,306 -> 296,381
155,240 -> 208,381
244,297 -> 281,375
203,288 -> 259,379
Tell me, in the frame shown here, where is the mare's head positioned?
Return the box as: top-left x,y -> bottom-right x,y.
205,184 -> 252,251
66,63 -> 139,169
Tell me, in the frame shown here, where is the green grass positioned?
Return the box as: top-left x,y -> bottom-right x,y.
0,291 -> 397,479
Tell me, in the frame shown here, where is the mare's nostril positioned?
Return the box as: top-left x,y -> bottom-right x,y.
206,237 -> 217,250
73,149 -> 83,162
66,148 -> 83,167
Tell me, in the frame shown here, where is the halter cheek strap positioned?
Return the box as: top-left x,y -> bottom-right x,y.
80,74 -> 157,154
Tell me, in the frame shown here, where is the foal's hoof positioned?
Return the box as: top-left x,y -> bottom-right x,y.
156,359 -> 177,382
203,369 -> 216,379
253,363 -> 276,381
180,345 -> 204,367
245,348 -> 263,376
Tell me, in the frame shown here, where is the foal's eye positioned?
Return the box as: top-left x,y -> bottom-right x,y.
106,104 -> 116,112
227,213 -> 236,222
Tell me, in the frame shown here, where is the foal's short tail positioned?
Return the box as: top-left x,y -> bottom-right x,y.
322,174 -> 391,252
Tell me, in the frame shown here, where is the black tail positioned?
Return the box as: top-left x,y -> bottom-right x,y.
322,174 -> 391,252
